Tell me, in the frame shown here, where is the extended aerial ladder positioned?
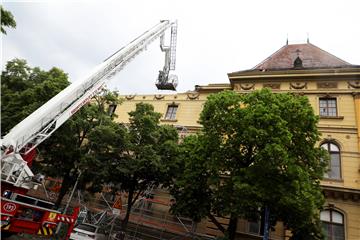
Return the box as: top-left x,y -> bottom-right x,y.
0,20 -> 178,238
1,20 -> 178,190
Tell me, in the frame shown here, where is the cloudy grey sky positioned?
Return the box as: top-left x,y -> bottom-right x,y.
2,0 -> 360,94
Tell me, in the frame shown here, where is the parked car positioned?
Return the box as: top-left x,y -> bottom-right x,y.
69,223 -> 106,240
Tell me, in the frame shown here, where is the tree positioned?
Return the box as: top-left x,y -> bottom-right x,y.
37,89 -> 121,207
1,58 -> 121,208
1,59 -> 69,134
1,5 -> 16,34
170,89 -> 328,240
87,103 -> 179,231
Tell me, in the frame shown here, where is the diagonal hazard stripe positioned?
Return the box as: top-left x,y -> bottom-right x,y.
43,227 -> 48,236
37,227 -> 51,235
42,227 -> 54,236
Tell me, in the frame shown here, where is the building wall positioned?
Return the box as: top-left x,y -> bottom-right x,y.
114,93 -> 208,130
114,69 -> 360,239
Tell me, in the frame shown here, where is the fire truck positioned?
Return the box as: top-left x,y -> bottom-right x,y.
1,20 -> 178,239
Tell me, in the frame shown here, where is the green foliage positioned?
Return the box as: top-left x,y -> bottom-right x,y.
170,89 -> 328,239
1,5 -> 16,34
38,89 -> 122,206
87,102 -> 179,230
1,59 -> 69,134
170,135 -> 212,222
1,58 -> 122,207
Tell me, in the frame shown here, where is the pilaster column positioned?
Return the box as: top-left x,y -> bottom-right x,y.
354,93 -> 360,152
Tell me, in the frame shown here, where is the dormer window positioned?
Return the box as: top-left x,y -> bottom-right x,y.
293,56 -> 303,68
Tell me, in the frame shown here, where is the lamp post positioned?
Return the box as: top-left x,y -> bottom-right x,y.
263,206 -> 270,240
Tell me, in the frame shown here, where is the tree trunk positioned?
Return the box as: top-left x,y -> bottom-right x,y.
54,172 -> 72,209
227,214 -> 238,240
121,185 -> 135,231
208,214 -> 225,233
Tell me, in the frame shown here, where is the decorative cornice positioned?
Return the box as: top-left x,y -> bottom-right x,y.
322,185 -> 360,202
228,67 -> 360,78
195,84 -> 232,93
352,92 -> 360,97
228,71 -> 360,81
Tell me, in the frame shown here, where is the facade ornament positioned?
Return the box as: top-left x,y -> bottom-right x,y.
290,82 -> 307,89
239,83 -> 255,90
186,92 -> 200,100
154,94 -> 165,100
317,82 -> 338,89
348,80 -> 360,88
125,94 -> 136,100
263,83 -> 281,89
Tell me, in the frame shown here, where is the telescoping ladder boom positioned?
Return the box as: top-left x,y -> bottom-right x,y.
1,20 -> 178,189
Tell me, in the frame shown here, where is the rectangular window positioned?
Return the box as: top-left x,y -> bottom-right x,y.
319,98 -> 337,117
165,105 -> 178,120
108,104 -> 117,116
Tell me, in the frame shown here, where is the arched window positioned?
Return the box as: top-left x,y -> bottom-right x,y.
321,142 -> 341,180
320,209 -> 345,240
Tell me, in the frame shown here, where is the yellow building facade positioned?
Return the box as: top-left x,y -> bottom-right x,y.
114,43 -> 360,240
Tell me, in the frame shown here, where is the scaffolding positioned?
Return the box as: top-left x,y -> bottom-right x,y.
126,188 -> 197,240
28,179 -> 213,240
72,187 -> 213,240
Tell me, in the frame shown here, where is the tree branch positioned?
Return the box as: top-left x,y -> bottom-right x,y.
208,213 -> 226,233
131,190 -> 144,206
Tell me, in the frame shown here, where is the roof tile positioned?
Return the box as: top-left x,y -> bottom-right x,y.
253,43 -> 351,70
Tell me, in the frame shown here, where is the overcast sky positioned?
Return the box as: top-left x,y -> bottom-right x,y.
2,0 -> 360,94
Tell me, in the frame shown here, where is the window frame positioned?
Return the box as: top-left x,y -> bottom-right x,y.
320,209 -> 345,240
321,142 -> 342,180
164,104 -> 179,120
108,104 -> 117,116
319,97 -> 338,117
247,220 -> 261,235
